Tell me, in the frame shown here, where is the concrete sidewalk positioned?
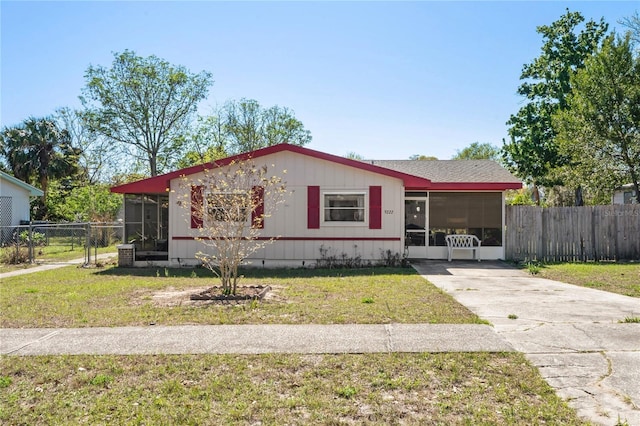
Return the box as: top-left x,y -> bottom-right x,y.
0,323 -> 513,356
414,260 -> 640,426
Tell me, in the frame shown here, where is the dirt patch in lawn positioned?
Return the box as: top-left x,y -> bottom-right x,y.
149,285 -> 283,307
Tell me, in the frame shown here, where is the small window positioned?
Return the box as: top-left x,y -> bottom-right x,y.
623,191 -> 637,204
324,193 -> 365,222
206,192 -> 249,222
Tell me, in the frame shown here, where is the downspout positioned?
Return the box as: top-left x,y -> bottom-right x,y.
501,191 -> 506,260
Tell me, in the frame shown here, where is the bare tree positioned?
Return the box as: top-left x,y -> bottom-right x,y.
56,107 -> 121,184
178,159 -> 289,295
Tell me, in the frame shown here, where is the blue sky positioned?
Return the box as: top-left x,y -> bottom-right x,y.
1,1 -> 636,160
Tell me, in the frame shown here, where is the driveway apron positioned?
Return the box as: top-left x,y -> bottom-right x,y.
414,260 -> 640,426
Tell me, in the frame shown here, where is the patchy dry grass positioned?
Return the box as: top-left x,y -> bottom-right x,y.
0,265 -> 483,328
0,352 -> 585,425
536,262 -> 640,298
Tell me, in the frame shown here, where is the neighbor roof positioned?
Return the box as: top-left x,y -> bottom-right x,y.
0,171 -> 44,197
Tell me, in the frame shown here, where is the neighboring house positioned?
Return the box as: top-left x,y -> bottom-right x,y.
0,171 -> 44,243
612,184 -> 638,205
111,144 -> 521,266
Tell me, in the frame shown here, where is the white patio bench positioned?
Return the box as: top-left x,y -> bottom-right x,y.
445,235 -> 481,262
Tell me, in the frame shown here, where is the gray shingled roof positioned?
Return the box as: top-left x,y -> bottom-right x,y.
367,160 -> 521,183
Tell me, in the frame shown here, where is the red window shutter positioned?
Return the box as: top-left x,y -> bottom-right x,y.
307,186 -> 320,229
251,186 -> 265,229
369,186 -> 382,229
191,185 -> 204,229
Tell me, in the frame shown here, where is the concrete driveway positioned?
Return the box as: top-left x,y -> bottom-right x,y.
414,260 -> 640,426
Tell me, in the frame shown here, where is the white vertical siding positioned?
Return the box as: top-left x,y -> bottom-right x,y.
167,150 -> 405,265
0,178 -> 32,226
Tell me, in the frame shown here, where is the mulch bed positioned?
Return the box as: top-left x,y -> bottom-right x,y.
190,285 -> 271,304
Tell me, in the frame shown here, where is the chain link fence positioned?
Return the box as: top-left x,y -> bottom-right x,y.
0,221 -> 124,265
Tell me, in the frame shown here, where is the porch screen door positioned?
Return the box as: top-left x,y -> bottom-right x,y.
405,198 -> 427,258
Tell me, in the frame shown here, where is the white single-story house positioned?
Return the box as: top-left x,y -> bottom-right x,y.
0,171 -> 44,243
612,183 -> 638,205
111,144 -> 521,267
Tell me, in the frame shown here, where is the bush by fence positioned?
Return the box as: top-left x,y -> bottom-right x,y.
506,205 -> 640,262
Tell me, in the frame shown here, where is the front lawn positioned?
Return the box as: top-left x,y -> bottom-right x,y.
535,262 -> 640,297
0,265 -> 483,328
0,352 -> 584,425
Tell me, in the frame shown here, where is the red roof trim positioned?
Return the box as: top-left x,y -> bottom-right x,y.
423,182 -> 523,191
111,144 -> 432,194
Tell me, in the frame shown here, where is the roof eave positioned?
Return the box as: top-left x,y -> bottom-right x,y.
0,171 -> 44,196
110,144 -> 434,194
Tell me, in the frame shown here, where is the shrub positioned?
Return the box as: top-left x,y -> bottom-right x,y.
0,246 -> 30,264
19,230 -> 46,246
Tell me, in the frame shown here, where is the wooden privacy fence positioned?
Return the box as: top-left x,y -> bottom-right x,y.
505,205 -> 640,262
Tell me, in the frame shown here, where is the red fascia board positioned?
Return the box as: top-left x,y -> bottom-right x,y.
111,144 -> 433,193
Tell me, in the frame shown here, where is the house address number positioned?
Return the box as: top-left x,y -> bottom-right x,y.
384,210 -> 394,214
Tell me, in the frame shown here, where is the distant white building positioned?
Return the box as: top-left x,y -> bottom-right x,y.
0,171 -> 44,242
612,184 -> 638,205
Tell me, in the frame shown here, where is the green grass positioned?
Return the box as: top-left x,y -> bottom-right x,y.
0,352 -> 585,425
534,262 -> 640,298
0,265 -> 483,328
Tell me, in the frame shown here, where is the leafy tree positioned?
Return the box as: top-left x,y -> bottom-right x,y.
505,187 -> 537,206
218,99 -> 311,154
47,181 -> 122,222
178,159 -> 289,295
175,114 -> 229,169
503,10 -> 608,204
345,152 -> 364,160
81,50 -> 213,176
176,99 -> 311,167
409,154 -> 438,160
1,117 -> 80,214
452,142 -> 500,160
554,33 -> 640,203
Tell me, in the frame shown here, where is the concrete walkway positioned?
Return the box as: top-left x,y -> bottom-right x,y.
413,260 -> 640,426
1,323 -> 513,355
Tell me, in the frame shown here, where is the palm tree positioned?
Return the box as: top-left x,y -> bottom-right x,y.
1,117 -> 80,214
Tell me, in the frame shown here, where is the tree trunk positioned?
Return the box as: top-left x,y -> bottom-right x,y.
532,185 -> 541,206
575,186 -> 584,206
149,155 -> 158,177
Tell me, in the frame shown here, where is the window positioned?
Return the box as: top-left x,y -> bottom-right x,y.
623,191 -> 637,204
324,193 -> 365,222
206,192 -> 249,222
428,192 -> 503,246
